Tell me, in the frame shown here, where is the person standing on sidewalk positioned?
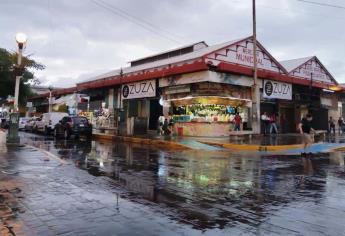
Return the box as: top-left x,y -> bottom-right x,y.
269,113 -> 278,134
337,117 -> 343,134
329,117 -> 336,134
233,113 -> 242,131
261,112 -> 270,135
299,114 -> 315,156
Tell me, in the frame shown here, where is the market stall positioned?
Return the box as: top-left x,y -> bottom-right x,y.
168,96 -> 251,136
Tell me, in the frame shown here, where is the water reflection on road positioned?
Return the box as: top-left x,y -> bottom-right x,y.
20,132 -> 345,234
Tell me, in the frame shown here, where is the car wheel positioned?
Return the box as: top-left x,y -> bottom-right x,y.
54,128 -> 59,138
86,131 -> 92,139
64,129 -> 70,139
44,127 -> 50,135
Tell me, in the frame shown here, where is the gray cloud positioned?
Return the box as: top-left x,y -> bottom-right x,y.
0,0 -> 344,88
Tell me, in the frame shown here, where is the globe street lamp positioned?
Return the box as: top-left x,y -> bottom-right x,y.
7,33 -> 27,144
14,32 -> 27,111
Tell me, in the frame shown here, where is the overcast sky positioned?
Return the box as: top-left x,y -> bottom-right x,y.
1,0 -> 344,87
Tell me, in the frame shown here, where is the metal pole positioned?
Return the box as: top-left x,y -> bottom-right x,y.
74,92 -> 78,115
252,0 -> 261,134
309,73 -> 313,109
119,68 -> 123,110
14,49 -> 22,112
48,89 -> 52,113
117,69 -> 123,135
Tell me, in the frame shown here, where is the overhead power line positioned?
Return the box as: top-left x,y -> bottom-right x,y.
97,0 -> 187,41
297,0 -> 345,10
90,0 -> 183,44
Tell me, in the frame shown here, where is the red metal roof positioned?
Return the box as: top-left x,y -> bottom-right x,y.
29,87 -> 77,100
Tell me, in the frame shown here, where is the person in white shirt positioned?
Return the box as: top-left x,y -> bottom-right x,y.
261,112 -> 270,135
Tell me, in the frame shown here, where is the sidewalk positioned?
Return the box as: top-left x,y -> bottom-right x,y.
0,145 -> 202,236
92,131 -> 334,152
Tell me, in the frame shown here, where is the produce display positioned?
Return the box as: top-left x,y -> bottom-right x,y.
172,104 -> 246,123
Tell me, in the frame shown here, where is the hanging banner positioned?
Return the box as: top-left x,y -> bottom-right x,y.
122,79 -> 156,99
263,80 -> 292,100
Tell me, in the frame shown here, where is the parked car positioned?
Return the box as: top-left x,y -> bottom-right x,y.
19,117 -> 30,130
0,118 -> 9,129
25,117 -> 41,132
54,116 -> 92,139
35,112 -> 68,135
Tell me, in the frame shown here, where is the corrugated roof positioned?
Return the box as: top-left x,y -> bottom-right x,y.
280,56 -> 314,72
79,37 -> 246,85
129,41 -> 208,64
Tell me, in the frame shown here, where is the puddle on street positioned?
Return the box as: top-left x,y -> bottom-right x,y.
19,132 -> 345,232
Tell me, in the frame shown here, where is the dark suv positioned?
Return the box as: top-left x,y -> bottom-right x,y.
54,116 -> 92,139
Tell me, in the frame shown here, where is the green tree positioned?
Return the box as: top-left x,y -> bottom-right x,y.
0,48 -> 45,106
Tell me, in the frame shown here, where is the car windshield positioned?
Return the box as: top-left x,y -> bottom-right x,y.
73,117 -> 88,124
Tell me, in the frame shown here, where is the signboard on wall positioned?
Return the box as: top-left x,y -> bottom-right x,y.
290,58 -> 333,84
165,85 -> 191,94
159,71 -> 253,87
122,79 -> 156,99
263,80 -> 292,100
205,39 -> 284,73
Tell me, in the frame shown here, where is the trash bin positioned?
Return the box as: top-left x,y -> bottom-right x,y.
177,127 -> 183,136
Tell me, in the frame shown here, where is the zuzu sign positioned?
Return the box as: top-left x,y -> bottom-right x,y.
263,80 -> 292,100
122,80 -> 156,99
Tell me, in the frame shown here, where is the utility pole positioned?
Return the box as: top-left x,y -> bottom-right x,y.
48,87 -> 53,113
117,68 -> 124,135
252,0 -> 261,134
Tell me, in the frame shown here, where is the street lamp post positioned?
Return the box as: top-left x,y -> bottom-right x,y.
7,33 -> 27,144
14,33 -> 27,111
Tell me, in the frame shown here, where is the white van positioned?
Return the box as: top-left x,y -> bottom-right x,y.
35,112 -> 68,134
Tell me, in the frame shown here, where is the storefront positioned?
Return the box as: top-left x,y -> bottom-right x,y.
260,79 -> 294,133
120,79 -> 162,135
160,81 -> 252,136
280,56 -> 341,131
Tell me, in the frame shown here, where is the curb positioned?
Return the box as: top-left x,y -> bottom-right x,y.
93,133 -> 191,150
198,141 -> 303,152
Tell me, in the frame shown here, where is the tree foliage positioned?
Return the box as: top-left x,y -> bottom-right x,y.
0,48 -> 45,106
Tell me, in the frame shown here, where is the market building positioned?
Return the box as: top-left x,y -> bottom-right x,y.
28,36 -> 342,136
76,36 -> 294,136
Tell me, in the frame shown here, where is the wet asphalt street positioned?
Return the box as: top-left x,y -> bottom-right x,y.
1,132 -> 345,236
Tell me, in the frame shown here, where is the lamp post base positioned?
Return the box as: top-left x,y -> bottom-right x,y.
6,113 -> 20,144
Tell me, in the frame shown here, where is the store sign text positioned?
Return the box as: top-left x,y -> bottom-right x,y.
235,48 -> 264,66
122,80 -> 156,99
263,80 -> 292,100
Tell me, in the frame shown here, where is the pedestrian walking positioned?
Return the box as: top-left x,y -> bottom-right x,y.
162,118 -> 171,135
233,112 -> 242,131
298,114 -> 315,156
269,113 -> 278,134
158,116 -> 165,135
329,116 -> 335,134
261,112 -> 270,135
338,117 -> 343,134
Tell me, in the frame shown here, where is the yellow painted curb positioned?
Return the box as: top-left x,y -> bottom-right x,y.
198,141 -> 303,152
93,133 -> 190,150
